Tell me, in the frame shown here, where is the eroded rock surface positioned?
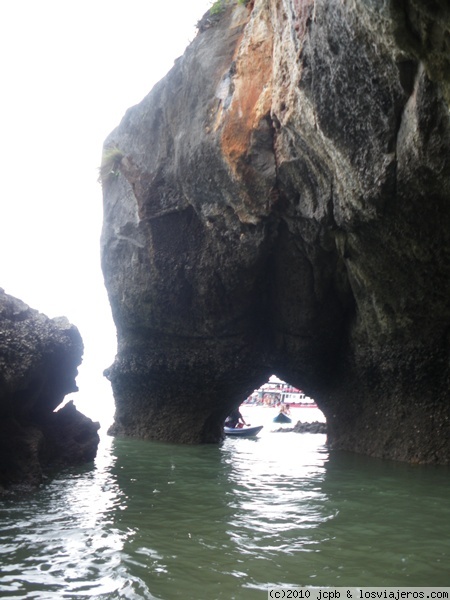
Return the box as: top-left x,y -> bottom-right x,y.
0,289 -> 100,490
275,421 -> 327,434
101,0 -> 450,462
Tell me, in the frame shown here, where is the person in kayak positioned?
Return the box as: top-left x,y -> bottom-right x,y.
224,407 -> 248,429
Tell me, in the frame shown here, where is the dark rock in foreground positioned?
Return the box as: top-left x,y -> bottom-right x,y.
0,289 -> 100,492
101,0 -> 450,463
274,421 -> 327,434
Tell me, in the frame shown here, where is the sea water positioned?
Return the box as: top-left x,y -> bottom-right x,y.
0,406 -> 449,599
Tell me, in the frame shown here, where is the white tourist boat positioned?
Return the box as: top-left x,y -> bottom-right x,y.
244,375 -> 317,408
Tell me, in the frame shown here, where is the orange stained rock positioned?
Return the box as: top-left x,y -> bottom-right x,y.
220,16 -> 274,174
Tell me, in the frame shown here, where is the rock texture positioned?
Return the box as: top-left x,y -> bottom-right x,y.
0,289 -> 100,491
101,0 -> 450,463
275,421 -> 327,434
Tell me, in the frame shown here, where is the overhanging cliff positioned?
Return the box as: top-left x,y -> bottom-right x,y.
101,0 -> 450,463
0,289 -> 100,491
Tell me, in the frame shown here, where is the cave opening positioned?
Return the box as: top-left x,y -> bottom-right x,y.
227,374 -> 327,434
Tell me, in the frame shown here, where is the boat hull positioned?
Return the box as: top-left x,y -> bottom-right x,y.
224,425 -> 263,437
273,413 -> 292,423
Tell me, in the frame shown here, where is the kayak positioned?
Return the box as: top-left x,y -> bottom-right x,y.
273,413 -> 292,423
224,425 -> 263,437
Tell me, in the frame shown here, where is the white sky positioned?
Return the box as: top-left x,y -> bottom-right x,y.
0,0 -> 212,428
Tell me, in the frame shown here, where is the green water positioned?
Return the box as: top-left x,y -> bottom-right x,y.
0,415 -> 449,599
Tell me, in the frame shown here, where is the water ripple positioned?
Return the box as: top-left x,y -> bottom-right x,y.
1,416 -> 449,598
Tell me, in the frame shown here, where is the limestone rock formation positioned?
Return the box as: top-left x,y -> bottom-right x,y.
101,0 -> 450,463
275,421 -> 327,434
0,289 -> 100,491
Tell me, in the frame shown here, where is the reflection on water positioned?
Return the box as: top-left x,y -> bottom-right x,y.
0,407 -> 449,599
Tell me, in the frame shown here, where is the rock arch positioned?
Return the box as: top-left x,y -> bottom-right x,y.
102,0 -> 450,463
